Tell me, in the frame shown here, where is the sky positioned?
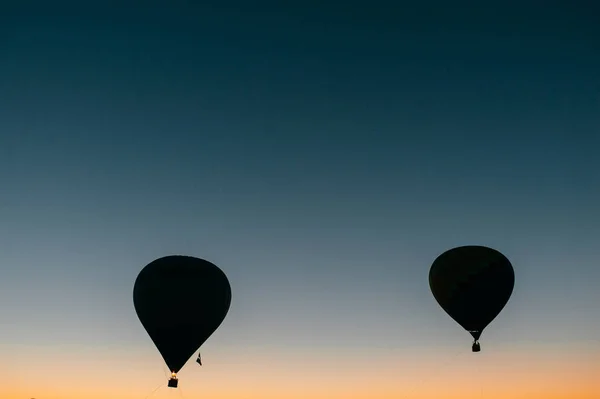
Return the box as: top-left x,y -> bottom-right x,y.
1,2 -> 599,398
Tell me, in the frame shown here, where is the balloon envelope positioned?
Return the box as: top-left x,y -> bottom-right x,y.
133,255 -> 232,374
429,246 -> 514,342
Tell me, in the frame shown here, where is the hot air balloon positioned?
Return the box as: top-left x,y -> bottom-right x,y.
133,255 -> 232,388
429,245 -> 514,352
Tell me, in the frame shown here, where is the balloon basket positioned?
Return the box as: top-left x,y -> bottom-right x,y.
472,341 -> 481,352
168,378 -> 179,388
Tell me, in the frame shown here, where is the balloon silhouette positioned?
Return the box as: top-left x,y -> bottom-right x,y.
133,255 -> 232,388
429,245 -> 514,352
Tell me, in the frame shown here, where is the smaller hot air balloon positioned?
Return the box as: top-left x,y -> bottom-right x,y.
429,245 -> 515,352
133,255 -> 232,388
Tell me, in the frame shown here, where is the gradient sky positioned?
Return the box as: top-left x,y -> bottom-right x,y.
1,2 -> 599,399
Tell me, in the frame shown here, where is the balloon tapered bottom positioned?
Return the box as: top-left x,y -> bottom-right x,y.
472,341 -> 481,352
168,378 -> 179,388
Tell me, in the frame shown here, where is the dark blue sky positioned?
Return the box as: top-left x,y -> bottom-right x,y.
1,3 -> 599,394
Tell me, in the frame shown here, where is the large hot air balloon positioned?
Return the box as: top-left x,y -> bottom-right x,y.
133,255 -> 232,388
429,245 -> 514,352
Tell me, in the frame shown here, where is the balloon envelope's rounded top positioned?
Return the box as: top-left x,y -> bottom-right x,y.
134,255 -> 231,291
133,255 -> 232,375
429,245 -> 514,340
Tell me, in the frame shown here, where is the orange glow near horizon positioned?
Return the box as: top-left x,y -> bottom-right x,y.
3,341 -> 599,399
